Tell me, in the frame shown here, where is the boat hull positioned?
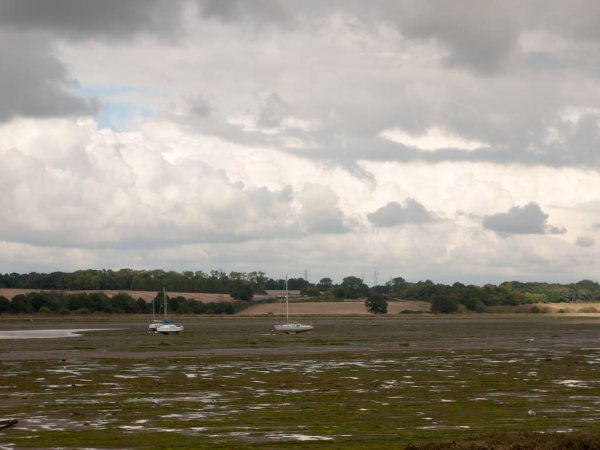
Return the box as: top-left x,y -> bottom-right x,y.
274,323 -> 313,334
156,323 -> 184,334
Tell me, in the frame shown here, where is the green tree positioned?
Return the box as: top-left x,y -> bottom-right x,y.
248,271 -> 267,293
230,282 -> 254,301
431,293 -> 459,313
135,297 -> 148,313
10,294 -> 33,314
335,276 -> 369,299
365,292 -> 388,314
109,292 -> 137,313
317,277 -> 333,291
0,295 -> 9,313
301,286 -> 321,297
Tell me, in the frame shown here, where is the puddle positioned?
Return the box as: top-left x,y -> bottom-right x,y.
0,329 -> 121,339
267,433 -> 334,441
555,380 -> 591,388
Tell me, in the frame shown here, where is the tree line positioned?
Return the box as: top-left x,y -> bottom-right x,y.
1,269 -> 599,315
0,269 -> 309,296
0,290 -> 243,315
369,278 -> 600,313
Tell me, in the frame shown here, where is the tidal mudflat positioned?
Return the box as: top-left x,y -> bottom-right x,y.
0,329 -> 120,340
1,316 -> 599,448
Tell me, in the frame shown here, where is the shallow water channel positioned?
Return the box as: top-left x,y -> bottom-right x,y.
1,316 -> 599,448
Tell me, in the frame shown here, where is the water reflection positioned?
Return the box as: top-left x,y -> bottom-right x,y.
0,329 -> 118,339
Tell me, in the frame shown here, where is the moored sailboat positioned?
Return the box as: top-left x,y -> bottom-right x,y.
274,277 -> 313,334
148,291 -> 161,333
149,288 -> 184,334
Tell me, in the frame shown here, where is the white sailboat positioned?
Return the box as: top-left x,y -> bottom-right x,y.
148,291 -> 161,332
274,277 -> 313,334
150,288 -> 184,334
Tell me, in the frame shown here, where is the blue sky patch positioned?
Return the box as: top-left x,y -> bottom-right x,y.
73,83 -> 153,131
95,102 -> 152,131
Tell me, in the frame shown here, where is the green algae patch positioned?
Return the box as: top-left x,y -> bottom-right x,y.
1,317 -> 600,448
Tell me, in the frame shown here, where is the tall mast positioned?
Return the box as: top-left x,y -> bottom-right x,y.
163,287 -> 167,319
285,276 -> 289,323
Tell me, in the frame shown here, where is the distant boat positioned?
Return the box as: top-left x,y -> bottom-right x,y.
148,290 -> 161,333
150,288 -> 184,335
156,319 -> 184,335
274,277 -> 313,334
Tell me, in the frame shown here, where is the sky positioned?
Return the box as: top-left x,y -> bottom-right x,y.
2,0 -> 600,285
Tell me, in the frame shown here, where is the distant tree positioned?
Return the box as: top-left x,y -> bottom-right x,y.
109,292 -> 137,313
458,285 -> 486,312
68,293 -> 89,311
287,277 -> 308,290
431,293 -> 459,313
247,271 -> 267,293
10,294 -> 33,314
391,276 -> 409,292
168,295 -> 187,313
335,276 -> 369,299
301,286 -> 321,297
230,282 -> 254,301
0,295 -> 9,313
317,277 -> 334,291
365,292 -> 388,314
135,297 -> 148,313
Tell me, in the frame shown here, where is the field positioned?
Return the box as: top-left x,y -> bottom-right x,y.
239,300 -> 431,315
0,289 -> 231,303
1,315 -> 600,448
5,288 -> 600,316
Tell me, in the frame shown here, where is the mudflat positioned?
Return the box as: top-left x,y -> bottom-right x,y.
1,315 -> 599,448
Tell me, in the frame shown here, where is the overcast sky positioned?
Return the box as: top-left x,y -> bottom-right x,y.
2,0 -> 600,285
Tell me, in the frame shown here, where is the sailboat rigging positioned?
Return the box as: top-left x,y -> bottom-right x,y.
148,287 -> 184,334
274,277 -> 313,334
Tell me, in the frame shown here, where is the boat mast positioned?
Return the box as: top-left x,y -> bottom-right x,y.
285,276 -> 289,323
163,287 -> 167,319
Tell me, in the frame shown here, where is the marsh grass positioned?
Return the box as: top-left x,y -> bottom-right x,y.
405,431 -> 600,449
1,316 -> 600,448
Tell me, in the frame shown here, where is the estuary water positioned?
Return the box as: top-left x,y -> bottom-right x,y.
0,328 -> 119,339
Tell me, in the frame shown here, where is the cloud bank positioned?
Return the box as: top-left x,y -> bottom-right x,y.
1,1 -> 600,284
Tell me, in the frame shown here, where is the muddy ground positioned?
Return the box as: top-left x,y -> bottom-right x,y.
1,315 -> 599,448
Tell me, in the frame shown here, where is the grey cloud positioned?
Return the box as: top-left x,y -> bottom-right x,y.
563,113 -> 600,165
532,0 -> 600,43
384,1 -> 520,73
187,97 -> 212,117
257,93 -> 289,128
0,31 -> 98,122
298,184 -> 347,234
196,0 -> 290,26
482,202 -> 563,235
286,121 -> 600,172
368,199 -> 435,227
0,0 -> 185,40
547,225 -> 567,235
576,236 -> 595,247
303,211 -> 346,234
7,0 -> 600,174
